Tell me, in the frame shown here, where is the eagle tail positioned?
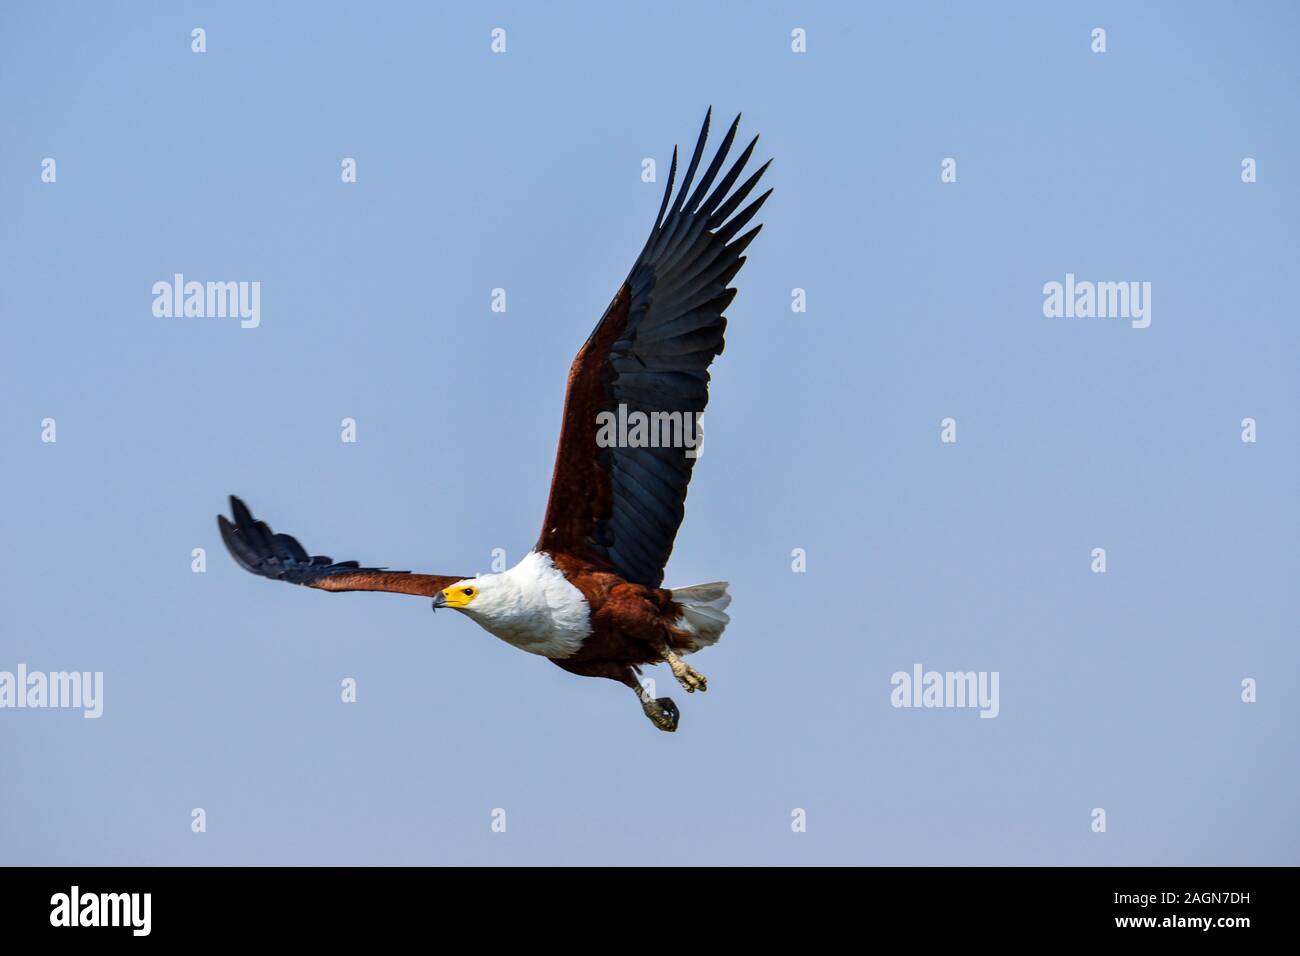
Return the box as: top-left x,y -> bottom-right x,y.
670,582 -> 731,653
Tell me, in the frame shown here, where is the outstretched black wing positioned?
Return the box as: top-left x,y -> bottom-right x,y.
218,496 -> 463,597
537,109 -> 771,587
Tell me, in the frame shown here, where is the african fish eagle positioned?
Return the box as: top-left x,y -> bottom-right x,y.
218,110 -> 770,732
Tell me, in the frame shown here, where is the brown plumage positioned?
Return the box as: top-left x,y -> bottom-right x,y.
218,110 -> 769,731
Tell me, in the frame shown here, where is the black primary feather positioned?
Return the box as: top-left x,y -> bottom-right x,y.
217,495 -> 399,586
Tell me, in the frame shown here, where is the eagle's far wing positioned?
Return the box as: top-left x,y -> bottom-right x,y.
536,109 -> 771,588
218,496 -> 463,597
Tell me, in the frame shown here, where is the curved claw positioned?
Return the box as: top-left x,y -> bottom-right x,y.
643,696 -> 680,732
672,662 -> 708,694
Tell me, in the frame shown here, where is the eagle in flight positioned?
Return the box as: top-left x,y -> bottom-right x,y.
219,110 -> 770,732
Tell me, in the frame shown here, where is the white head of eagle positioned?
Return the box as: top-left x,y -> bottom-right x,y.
432,552 -> 594,660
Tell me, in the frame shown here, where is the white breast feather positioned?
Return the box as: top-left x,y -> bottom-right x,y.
462,551 -> 591,659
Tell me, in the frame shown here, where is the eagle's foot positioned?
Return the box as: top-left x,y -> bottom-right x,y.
641,695 -> 680,732
669,658 -> 708,694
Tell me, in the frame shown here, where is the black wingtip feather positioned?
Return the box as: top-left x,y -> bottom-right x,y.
674,108 -> 713,214
654,146 -> 678,231
219,495 -> 397,585
716,187 -> 773,244
698,134 -> 759,221
684,113 -> 742,214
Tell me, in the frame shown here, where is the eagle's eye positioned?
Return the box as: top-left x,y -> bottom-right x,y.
463,587 -> 475,597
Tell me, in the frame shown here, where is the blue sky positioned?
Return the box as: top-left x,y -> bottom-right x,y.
2,1 -> 1297,865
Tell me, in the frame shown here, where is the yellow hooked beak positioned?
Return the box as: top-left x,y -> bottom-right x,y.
435,584 -> 478,610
